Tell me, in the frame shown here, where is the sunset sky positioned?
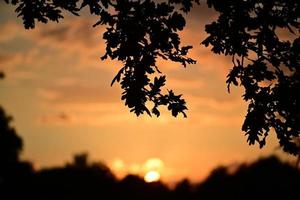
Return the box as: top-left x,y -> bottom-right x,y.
0,2 -> 292,183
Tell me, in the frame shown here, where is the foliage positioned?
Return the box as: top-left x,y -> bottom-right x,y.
4,0 -> 300,155
4,0 -> 198,117
194,156 -> 300,200
0,106 -> 23,164
203,0 -> 300,155
2,152 -> 300,200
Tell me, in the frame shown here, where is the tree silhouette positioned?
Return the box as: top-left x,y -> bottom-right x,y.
4,0 -> 300,155
203,0 -> 300,155
195,156 -> 300,200
0,72 -> 22,167
0,105 -> 34,200
33,153 -> 117,200
0,106 -> 23,166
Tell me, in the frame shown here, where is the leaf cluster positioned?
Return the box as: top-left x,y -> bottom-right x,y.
4,0 -> 199,117
203,0 -> 300,154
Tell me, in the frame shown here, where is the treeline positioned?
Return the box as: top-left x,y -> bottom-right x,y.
1,153 -> 299,200
1,107 -> 299,200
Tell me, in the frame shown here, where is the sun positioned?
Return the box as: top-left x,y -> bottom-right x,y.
144,170 -> 160,183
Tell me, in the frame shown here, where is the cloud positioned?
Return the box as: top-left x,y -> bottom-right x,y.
188,95 -> 244,111
0,16 -> 110,73
0,50 -> 40,83
0,51 -> 16,65
37,110 -> 129,126
40,86 -> 118,104
37,77 -> 119,104
35,17 -> 104,52
37,89 -> 61,101
0,21 -> 24,43
36,76 -> 126,126
168,77 -> 205,90
39,112 -> 71,125
36,104 -> 133,126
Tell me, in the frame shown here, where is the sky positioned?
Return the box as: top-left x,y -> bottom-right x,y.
0,2 -> 293,183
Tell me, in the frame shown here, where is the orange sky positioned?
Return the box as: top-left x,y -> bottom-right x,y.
0,2 -> 293,183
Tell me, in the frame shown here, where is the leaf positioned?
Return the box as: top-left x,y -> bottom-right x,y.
111,67 -> 125,86
152,106 -> 160,117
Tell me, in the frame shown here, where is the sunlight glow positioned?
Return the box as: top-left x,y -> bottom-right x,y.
144,170 -> 160,183
144,158 -> 164,171
112,158 -> 125,171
